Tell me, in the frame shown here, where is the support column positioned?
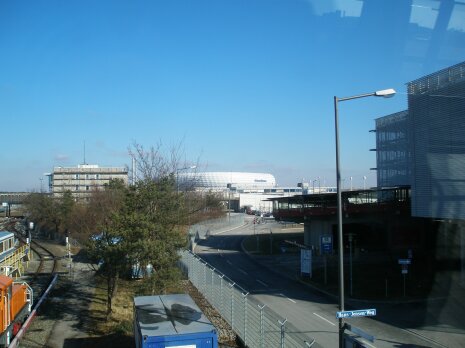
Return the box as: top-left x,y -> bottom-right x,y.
304,220 -> 333,254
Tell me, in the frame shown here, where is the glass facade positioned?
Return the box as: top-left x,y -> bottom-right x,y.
376,61 -> 465,219
408,61 -> 465,219
375,110 -> 410,188
178,172 -> 276,191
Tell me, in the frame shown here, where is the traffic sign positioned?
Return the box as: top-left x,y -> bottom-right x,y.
336,309 -> 376,319
320,235 -> 333,254
398,259 -> 411,265
300,249 -> 312,277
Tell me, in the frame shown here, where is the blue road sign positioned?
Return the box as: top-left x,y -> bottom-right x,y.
320,235 -> 333,254
398,259 -> 411,265
336,309 -> 376,319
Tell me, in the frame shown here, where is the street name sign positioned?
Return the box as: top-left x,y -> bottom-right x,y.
398,259 -> 411,265
336,309 -> 376,319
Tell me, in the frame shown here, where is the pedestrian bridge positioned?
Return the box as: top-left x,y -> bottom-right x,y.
268,186 -> 412,252
0,244 -> 29,277
270,186 -> 411,223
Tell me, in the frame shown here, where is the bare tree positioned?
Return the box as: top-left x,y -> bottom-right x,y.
128,141 -> 198,183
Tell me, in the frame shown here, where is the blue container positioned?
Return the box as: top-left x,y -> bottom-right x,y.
134,294 -> 218,348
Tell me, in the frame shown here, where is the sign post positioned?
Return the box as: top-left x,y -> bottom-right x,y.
398,259 -> 411,296
301,248 -> 312,277
321,235 -> 333,285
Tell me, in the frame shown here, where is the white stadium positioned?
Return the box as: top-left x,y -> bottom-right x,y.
178,172 -> 276,191
178,171 -> 301,213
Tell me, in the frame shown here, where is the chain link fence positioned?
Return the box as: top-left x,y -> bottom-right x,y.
179,250 -> 318,348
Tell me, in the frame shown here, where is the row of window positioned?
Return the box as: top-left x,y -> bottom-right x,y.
0,237 -> 14,254
264,188 -> 303,193
76,185 -> 91,191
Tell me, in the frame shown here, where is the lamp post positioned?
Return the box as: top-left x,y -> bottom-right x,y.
334,88 -> 395,347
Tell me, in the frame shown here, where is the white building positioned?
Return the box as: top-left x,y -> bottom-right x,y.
178,171 -> 302,212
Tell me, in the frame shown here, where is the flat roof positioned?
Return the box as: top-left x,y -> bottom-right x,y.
0,231 -> 14,240
134,294 -> 216,338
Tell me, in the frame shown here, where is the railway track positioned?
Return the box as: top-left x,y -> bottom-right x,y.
29,240 -> 58,274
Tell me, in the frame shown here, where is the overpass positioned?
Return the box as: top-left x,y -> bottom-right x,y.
269,186 -> 413,253
0,192 -> 33,217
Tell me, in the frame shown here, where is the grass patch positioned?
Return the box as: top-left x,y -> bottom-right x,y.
88,277 -> 138,339
87,275 -> 186,342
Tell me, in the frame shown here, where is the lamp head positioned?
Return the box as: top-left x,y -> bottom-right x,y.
374,88 -> 396,98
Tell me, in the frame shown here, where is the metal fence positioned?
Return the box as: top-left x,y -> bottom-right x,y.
179,250 -> 317,348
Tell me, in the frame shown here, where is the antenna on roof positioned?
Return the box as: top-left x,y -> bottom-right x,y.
83,140 -> 86,165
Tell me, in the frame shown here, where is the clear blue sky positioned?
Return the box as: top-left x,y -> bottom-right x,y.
1,0 -> 464,191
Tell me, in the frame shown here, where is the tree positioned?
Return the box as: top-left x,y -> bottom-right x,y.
86,142 -> 195,315
85,179 -> 128,316
24,191 -> 75,239
69,180 -> 126,244
127,177 -> 186,295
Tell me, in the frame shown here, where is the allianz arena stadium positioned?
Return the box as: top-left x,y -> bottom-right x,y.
177,172 -> 276,191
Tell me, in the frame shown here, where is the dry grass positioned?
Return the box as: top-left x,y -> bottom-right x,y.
88,276 -> 184,337
87,276 -> 238,348
88,276 -> 137,341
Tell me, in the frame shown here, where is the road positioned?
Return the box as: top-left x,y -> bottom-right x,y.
194,217 -> 463,348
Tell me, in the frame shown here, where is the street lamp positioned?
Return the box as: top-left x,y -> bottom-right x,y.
334,88 -> 395,347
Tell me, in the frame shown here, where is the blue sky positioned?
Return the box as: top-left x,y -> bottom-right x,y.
1,0 -> 464,191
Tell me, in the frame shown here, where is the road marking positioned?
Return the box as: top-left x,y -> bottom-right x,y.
226,260 -> 233,265
313,313 -> 336,326
279,293 -> 296,303
212,223 -> 248,235
402,328 -> 449,348
360,340 -> 377,348
238,268 -> 248,275
256,279 -> 268,287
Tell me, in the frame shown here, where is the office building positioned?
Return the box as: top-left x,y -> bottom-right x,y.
48,164 -> 128,200
375,61 -> 465,219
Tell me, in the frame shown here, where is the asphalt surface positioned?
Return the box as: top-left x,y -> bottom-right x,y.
194,216 -> 465,348
19,240 -> 97,348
